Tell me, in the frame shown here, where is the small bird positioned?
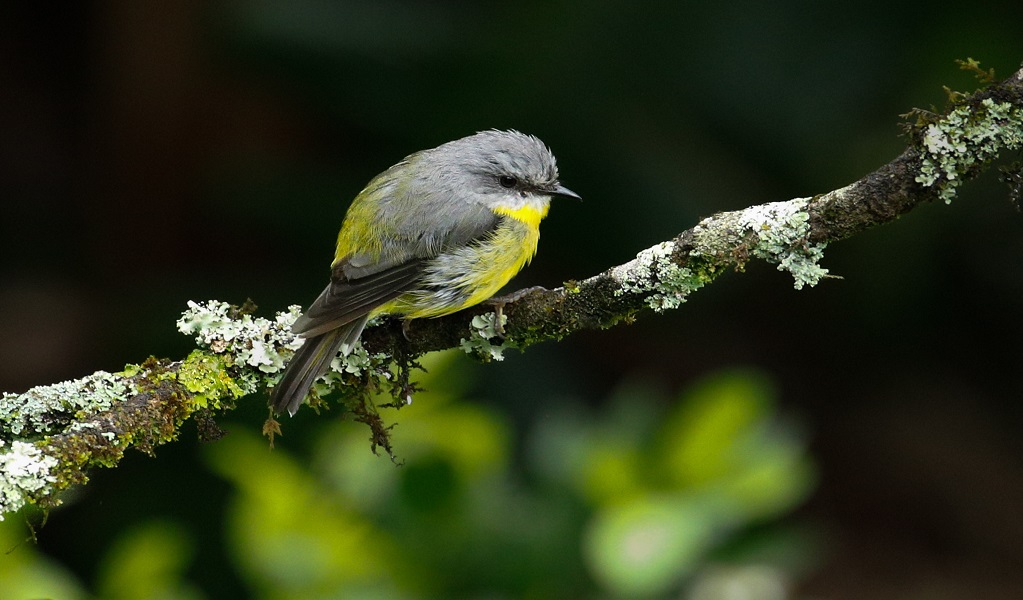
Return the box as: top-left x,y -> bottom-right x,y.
269,130 -> 579,416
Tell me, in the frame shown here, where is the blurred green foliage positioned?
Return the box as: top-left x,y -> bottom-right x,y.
0,523 -> 86,600
95,522 -> 203,600
2,355 -> 815,598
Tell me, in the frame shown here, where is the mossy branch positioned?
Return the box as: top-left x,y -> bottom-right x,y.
2,64 -> 1022,521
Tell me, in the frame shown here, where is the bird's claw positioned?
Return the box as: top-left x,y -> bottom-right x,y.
485,286 -> 547,337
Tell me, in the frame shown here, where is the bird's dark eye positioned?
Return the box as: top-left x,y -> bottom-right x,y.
499,175 -> 517,189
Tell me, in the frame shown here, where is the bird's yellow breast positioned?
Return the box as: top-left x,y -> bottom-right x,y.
459,204 -> 545,306
376,202 -> 548,319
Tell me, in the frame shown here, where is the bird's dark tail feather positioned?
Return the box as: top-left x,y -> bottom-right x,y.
269,316 -> 369,416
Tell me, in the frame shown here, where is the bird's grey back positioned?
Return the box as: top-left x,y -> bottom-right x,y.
342,130 -> 558,276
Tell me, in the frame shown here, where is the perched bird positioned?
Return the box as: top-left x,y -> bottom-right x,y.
269,130 -> 579,416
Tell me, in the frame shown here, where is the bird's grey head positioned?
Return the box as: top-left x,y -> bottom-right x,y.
421,130 -> 580,210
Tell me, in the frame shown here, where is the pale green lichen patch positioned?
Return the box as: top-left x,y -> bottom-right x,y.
329,343 -> 376,376
0,440 -> 58,520
178,350 -> 251,409
916,98 -> 1023,203
309,344 -> 391,398
0,371 -> 137,438
177,300 -> 303,374
611,241 -> 710,311
734,199 -> 829,290
460,312 -> 510,361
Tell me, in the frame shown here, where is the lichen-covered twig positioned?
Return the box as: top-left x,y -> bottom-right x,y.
2,64 -> 1021,521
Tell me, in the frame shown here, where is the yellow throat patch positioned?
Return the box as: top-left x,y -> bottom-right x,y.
491,203 -> 550,229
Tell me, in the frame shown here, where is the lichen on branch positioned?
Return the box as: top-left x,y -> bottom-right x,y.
915,97 -> 1023,203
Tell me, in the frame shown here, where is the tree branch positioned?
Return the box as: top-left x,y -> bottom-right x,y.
2,65 -> 1021,521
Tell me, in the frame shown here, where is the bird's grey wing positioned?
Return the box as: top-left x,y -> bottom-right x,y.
342,191 -> 502,279
293,202 -> 501,338
292,259 -> 425,337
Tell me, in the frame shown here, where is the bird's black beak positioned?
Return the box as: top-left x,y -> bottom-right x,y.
550,183 -> 582,201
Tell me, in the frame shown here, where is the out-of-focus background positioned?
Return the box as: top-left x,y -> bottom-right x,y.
3,2 -> 1023,599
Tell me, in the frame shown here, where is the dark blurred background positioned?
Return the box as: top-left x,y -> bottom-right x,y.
2,1 -> 1023,598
